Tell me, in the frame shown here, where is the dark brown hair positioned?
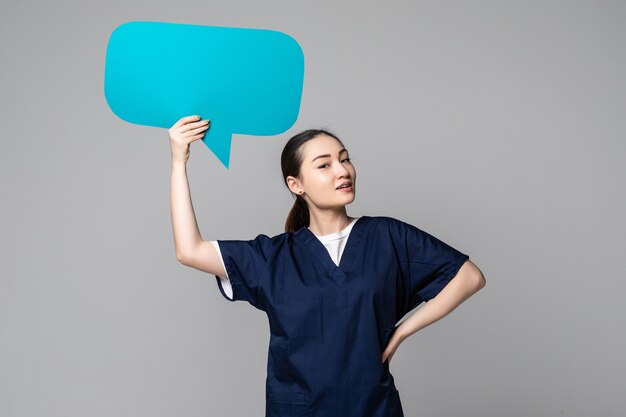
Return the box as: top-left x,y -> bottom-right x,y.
281,129 -> 344,232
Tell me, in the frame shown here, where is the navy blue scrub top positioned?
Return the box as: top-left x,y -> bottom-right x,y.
214,215 -> 469,417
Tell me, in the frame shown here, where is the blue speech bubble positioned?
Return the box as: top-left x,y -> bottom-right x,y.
104,21 -> 305,168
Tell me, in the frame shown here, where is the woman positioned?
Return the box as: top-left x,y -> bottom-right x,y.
169,115 -> 486,417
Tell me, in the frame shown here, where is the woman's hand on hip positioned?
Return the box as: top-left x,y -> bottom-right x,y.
169,115 -> 210,165
381,327 -> 408,365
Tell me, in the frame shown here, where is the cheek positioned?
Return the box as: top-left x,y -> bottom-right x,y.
308,172 -> 328,189
313,173 -> 335,192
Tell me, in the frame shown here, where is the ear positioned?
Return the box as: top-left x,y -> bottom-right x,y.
286,175 -> 302,195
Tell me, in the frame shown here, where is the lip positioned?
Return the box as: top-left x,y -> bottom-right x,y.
336,181 -> 352,190
336,183 -> 353,192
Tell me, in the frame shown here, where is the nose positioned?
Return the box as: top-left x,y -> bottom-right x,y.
335,161 -> 351,178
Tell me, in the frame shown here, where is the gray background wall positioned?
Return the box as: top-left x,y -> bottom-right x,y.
1,0 -> 624,416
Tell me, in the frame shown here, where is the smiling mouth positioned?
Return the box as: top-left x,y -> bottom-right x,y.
336,184 -> 353,191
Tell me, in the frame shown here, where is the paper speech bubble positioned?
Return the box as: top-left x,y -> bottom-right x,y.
104,21 -> 305,168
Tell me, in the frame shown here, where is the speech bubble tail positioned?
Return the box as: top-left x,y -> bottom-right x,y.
202,124 -> 232,169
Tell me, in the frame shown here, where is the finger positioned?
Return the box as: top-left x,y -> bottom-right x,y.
186,133 -> 207,145
182,124 -> 210,138
190,133 -> 204,143
171,115 -> 201,130
180,119 -> 210,133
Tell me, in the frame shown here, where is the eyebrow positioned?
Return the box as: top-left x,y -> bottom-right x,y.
311,148 -> 348,163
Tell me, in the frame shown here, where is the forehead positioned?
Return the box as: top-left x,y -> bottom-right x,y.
301,134 -> 344,159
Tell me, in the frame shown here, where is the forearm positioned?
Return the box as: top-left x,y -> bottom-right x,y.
394,261 -> 485,343
170,161 -> 202,261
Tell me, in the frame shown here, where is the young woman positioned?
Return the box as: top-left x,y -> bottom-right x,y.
169,115 -> 486,417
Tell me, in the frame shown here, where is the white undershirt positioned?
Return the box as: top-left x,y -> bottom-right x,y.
211,217 -> 360,300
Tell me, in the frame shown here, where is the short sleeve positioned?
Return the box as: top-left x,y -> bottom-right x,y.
213,234 -> 271,311
209,241 -> 232,300
392,218 -> 469,316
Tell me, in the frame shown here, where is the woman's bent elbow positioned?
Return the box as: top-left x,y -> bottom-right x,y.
176,251 -> 188,264
476,270 -> 486,289
467,260 -> 486,289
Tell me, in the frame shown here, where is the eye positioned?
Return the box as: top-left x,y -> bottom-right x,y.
318,158 -> 351,169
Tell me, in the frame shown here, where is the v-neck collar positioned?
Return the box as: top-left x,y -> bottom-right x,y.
294,215 -> 369,283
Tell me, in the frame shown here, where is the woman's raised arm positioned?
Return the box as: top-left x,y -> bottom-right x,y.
169,115 -> 226,277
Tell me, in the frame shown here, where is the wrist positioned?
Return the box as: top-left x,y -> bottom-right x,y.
171,161 -> 187,170
393,324 -> 410,343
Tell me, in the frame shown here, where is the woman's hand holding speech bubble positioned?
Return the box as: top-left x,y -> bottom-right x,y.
169,115 -> 211,166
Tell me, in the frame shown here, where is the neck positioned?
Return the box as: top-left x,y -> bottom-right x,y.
307,208 -> 353,236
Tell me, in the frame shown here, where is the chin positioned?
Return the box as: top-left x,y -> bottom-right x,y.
341,193 -> 356,205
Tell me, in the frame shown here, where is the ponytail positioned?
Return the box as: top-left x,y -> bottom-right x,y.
284,194 -> 310,233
